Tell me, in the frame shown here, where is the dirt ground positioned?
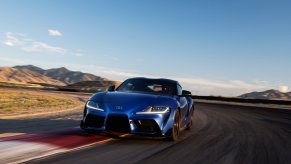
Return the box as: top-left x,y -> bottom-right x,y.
0,87 -> 91,137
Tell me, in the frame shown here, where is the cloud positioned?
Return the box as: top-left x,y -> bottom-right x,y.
2,32 -> 72,55
48,29 -> 62,37
3,40 -> 15,46
278,86 -> 288,93
174,78 -> 270,96
100,70 -> 266,90
96,69 -> 270,96
2,32 -> 21,46
2,32 -> 66,54
23,42 -> 66,54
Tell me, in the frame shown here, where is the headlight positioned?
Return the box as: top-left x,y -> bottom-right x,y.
86,101 -> 104,112
136,106 -> 170,114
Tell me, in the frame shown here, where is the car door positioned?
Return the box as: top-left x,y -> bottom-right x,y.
177,84 -> 189,128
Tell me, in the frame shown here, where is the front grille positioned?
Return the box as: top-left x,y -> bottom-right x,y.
133,119 -> 160,133
84,114 -> 105,128
106,115 -> 130,133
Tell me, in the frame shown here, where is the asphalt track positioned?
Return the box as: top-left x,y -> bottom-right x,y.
25,102 -> 291,164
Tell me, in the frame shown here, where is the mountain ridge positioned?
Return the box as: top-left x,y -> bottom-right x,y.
0,66 -> 65,86
239,89 -> 291,100
13,65 -> 106,84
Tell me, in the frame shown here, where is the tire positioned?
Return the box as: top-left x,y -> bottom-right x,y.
186,106 -> 194,130
168,110 -> 181,141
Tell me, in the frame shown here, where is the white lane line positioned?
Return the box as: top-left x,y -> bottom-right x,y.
0,133 -> 128,164
0,141 -> 64,164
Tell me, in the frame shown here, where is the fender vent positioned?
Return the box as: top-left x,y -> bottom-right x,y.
133,119 -> 160,133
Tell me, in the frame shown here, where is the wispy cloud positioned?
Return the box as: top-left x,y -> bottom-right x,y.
2,32 -> 24,47
2,32 -> 83,56
48,29 -> 62,37
96,69 -> 271,96
23,41 -> 66,54
175,78 -> 267,90
278,86 -> 288,93
2,32 -> 66,54
174,78 -> 270,96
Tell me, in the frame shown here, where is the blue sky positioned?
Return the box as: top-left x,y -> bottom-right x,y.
0,0 -> 290,96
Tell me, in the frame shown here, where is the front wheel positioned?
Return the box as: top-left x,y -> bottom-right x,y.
168,110 -> 180,141
186,107 -> 194,130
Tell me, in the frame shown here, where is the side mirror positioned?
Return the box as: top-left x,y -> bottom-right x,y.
181,90 -> 191,96
107,85 -> 115,92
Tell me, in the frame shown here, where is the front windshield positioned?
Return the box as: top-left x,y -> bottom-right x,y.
116,79 -> 177,95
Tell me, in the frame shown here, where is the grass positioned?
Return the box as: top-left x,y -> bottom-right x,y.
0,82 -> 30,86
0,81 -> 42,88
0,89 -> 77,114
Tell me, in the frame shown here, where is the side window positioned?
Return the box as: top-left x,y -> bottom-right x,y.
118,82 -> 133,91
177,84 -> 182,96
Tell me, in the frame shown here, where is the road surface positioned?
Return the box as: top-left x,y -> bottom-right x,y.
26,102 -> 291,164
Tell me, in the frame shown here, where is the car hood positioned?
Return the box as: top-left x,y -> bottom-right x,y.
89,91 -> 178,113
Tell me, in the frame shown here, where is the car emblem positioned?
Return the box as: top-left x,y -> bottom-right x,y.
115,106 -> 123,110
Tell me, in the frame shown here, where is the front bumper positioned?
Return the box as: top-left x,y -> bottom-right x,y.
80,108 -> 172,136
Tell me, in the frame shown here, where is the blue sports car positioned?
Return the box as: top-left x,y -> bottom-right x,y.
80,77 -> 194,141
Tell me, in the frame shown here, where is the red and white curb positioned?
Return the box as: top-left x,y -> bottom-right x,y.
0,128 -> 116,164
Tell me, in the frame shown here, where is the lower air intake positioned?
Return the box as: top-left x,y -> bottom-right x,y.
106,115 -> 130,133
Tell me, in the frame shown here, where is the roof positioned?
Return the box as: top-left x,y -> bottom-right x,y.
126,77 -> 178,84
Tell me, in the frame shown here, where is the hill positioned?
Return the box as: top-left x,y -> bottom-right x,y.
0,67 -> 65,86
239,89 -> 291,100
14,65 -> 105,84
